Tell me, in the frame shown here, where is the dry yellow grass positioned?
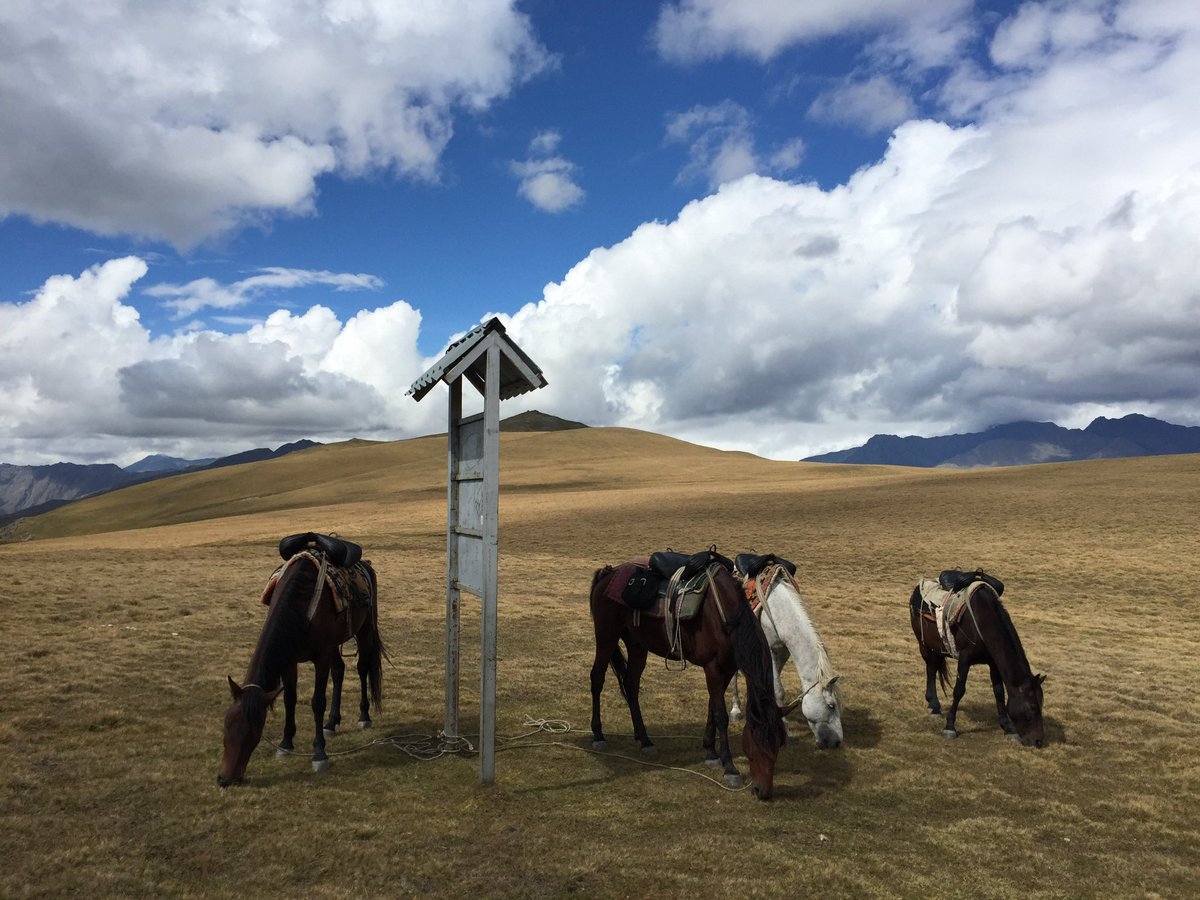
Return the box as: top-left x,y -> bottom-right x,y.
2,428 -> 1198,898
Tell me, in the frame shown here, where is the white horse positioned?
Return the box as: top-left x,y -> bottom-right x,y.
730,555 -> 843,748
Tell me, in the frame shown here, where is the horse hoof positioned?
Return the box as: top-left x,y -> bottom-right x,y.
640,745 -> 657,756
312,758 -> 331,773
785,733 -> 799,746
730,709 -> 743,722
358,720 -> 372,730
1006,732 -> 1021,742
591,740 -> 608,751
323,728 -> 336,739
943,729 -> 958,740
724,773 -> 743,788
929,709 -> 942,716
274,747 -> 293,758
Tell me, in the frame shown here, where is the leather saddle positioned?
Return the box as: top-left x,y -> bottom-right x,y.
938,568 -> 1004,596
734,552 -> 797,580
279,532 -> 363,569
648,548 -> 733,580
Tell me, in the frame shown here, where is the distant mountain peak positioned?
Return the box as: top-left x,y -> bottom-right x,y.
804,415 -> 1200,467
500,410 -> 588,431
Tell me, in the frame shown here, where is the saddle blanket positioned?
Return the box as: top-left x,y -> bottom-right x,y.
917,578 -> 989,659
605,559 -> 707,621
261,550 -> 374,616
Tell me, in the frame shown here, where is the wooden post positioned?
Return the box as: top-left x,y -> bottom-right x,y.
407,318 -> 545,785
480,341 -> 500,783
444,378 -> 462,740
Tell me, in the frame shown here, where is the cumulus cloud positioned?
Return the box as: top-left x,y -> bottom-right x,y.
495,3 -> 1200,458
0,259 -> 442,464
666,102 -> 804,190
511,130 -> 585,212
0,1 -> 549,246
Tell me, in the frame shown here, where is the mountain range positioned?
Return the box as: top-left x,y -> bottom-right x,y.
803,414 -> 1200,467
0,439 -> 320,521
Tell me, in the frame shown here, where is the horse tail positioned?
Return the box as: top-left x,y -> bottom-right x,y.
609,643 -> 630,702
364,562 -> 385,711
726,599 -> 786,750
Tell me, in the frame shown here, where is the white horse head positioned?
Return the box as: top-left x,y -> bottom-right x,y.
734,565 -> 844,748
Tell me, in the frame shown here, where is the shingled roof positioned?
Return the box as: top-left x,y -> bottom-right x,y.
407,317 -> 546,402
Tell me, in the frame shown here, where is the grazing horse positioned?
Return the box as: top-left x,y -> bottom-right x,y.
218,533 -> 385,786
589,552 -> 790,800
729,553 -> 843,748
909,570 -> 1045,747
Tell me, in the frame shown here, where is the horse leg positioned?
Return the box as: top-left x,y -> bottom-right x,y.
310,659 -> 332,772
705,667 -> 741,787
356,646 -> 373,729
924,652 -> 942,716
703,705 -> 722,768
323,651 -> 345,737
771,645 -> 801,744
990,663 -> 1017,737
622,642 -> 656,755
729,673 -> 743,722
276,664 -> 299,756
943,660 -> 970,739
589,634 -> 619,751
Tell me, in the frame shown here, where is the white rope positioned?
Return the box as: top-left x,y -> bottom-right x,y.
263,716 -> 751,792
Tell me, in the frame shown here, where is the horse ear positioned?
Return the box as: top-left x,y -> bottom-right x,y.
827,675 -> 841,688
227,675 -> 242,700
1034,673 -> 1047,686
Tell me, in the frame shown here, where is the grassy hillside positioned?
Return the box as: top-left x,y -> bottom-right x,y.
2,426 -> 1198,897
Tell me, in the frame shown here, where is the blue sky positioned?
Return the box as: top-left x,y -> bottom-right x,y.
2,1 -> 1199,465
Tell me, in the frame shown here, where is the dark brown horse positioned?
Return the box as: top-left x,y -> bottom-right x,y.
218,534 -> 385,786
909,572 -> 1045,746
589,554 -> 789,800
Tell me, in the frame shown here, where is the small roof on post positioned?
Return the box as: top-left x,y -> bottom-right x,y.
407,317 -> 546,402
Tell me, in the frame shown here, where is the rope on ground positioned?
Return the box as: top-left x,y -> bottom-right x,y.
264,716 -> 750,792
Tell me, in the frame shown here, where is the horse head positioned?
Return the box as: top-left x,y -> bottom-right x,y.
218,677 -> 283,787
797,674 -> 844,749
740,709 -> 788,801
1007,673 -> 1046,748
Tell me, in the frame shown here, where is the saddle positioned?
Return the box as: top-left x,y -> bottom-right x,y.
609,548 -> 732,618
279,532 -> 362,569
938,568 -> 1004,596
734,552 -> 797,580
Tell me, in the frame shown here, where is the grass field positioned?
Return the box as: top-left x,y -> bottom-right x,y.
2,428 -> 1198,898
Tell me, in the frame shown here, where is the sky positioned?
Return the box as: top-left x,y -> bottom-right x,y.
2,0 -> 1199,467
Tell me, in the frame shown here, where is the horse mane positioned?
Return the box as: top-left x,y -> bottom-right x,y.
252,556 -> 315,687
978,585 -> 1032,676
723,576 -> 787,750
773,576 -> 842,702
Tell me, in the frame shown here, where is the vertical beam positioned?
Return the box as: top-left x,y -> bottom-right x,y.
444,378 -> 462,740
479,340 -> 501,784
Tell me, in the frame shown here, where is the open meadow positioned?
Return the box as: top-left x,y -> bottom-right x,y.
2,428 -> 1198,898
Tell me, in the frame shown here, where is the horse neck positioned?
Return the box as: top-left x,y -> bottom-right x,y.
245,557 -> 314,688
969,588 -> 1033,688
766,578 -> 833,689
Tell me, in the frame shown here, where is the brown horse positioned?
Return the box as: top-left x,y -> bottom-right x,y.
909,571 -> 1045,747
589,553 -> 790,800
218,534 -> 385,786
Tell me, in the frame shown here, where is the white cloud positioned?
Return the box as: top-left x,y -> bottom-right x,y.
807,75 -> 918,133
0,258 -> 442,464
666,101 -> 804,190
146,268 -> 384,317
0,1 -> 550,247
495,4 -> 1200,458
653,0 -> 962,63
511,131 -> 585,212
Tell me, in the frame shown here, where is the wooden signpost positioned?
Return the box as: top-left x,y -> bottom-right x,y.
407,318 -> 546,783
